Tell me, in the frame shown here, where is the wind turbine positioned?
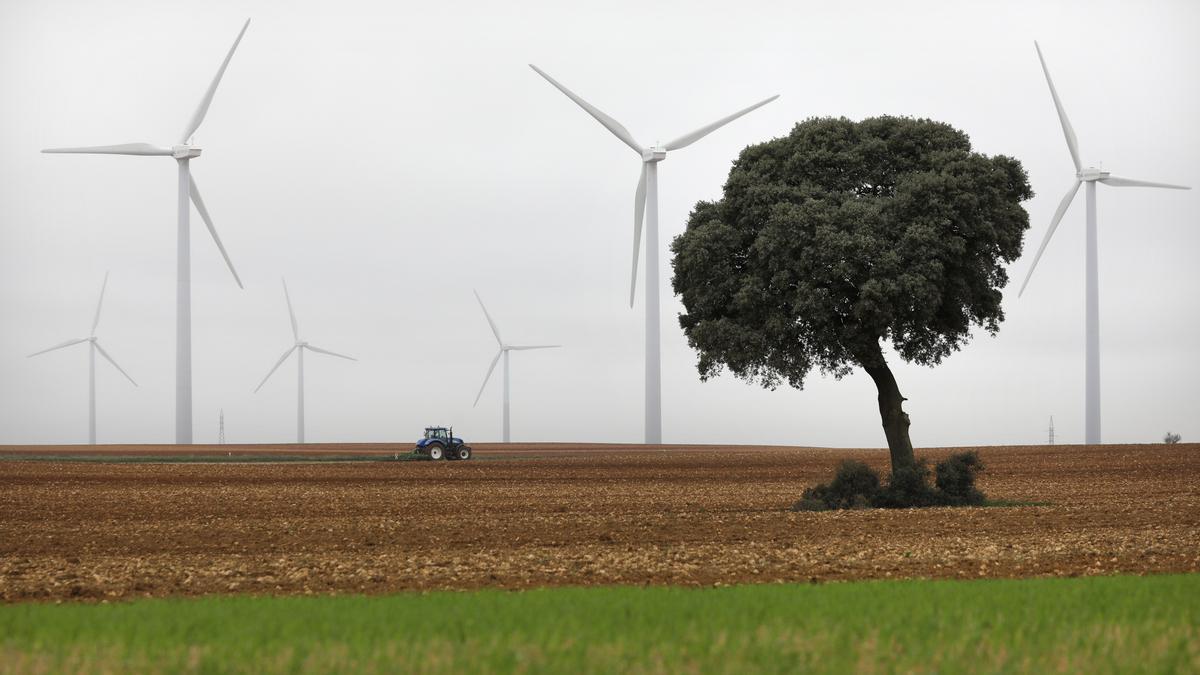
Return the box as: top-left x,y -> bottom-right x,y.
1020,41 -> 1190,445
28,273 -> 137,444
254,280 -> 356,444
42,19 -> 251,444
472,290 -> 559,443
530,64 -> 777,444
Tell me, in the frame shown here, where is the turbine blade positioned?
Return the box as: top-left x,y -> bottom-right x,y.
474,290 -> 503,345
254,345 -> 297,393
664,95 -> 779,151
630,164 -> 647,308
1019,179 -> 1082,297
304,344 -> 356,361
41,143 -> 172,156
282,279 -> 299,341
28,338 -> 88,358
1034,41 -> 1082,173
506,345 -> 561,351
529,64 -> 643,154
473,350 -> 503,407
92,341 -> 137,386
90,271 -> 109,336
1099,175 -> 1191,190
189,175 -> 243,288
180,18 -> 250,143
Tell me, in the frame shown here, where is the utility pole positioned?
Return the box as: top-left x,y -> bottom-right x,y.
218,409 -> 226,445
1048,416 -> 1055,445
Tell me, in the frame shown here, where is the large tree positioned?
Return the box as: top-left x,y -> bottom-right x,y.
671,116 -> 1032,473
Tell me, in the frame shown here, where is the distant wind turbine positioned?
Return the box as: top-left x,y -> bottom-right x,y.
42,19 -> 252,444
254,279 -> 356,443
28,273 -> 137,444
530,64 -> 777,444
472,290 -> 559,443
1020,41 -> 1191,445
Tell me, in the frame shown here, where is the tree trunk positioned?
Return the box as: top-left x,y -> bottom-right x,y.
861,349 -> 916,474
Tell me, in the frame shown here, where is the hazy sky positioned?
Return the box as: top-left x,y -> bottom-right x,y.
1,0 -> 1196,447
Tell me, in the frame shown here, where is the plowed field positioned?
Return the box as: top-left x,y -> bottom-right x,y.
1,443 -> 1197,602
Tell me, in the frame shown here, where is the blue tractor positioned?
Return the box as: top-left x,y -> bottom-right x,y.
414,426 -> 472,461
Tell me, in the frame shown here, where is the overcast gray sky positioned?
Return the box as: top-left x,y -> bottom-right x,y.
1,0 -> 1196,447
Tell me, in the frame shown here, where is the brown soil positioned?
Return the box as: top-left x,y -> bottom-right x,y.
1,443 -> 1197,602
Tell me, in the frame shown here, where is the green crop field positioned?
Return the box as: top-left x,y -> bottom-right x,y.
2,574 -> 1197,674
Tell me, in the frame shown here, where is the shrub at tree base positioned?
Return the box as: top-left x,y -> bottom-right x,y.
793,451 -> 986,511
876,459 -> 940,508
794,460 -> 880,510
934,451 -> 986,505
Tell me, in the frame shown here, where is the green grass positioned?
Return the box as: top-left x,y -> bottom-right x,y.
1,575 -> 1197,673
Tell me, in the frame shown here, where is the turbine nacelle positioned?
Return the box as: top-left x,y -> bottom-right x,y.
1078,167 -> 1110,182
172,145 -> 203,159
642,147 -> 667,163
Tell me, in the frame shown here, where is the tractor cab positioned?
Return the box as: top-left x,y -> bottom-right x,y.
424,427 -> 451,442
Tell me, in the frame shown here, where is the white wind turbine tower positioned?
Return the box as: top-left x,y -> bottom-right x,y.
472,290 -> 560,443
42,19 -> 251,444
1020,41 -> 1190,445
530,65 -> 777,444
254,280 -> 356,444
28,273 -> 137,444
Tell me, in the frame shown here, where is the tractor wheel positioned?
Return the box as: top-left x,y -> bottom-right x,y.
457,446 -> 472,461
427,444 -> 444,461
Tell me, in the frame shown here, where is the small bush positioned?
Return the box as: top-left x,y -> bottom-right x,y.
876,459 -> 939,508
1164,432 -> 1181,445
796,452 -> 987,511
934,451 -> 986,506
794,460 -> 880,511
827,460 -> 881,507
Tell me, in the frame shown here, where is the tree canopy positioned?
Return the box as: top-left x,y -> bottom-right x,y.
671,116 -> 1033,469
